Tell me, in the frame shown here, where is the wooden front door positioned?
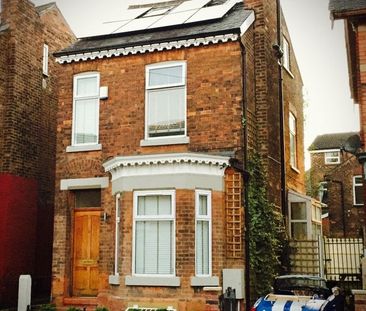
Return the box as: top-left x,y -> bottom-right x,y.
72,210 -> 100,296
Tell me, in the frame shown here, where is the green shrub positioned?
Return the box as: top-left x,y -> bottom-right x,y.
247,151 -> 287,301
38,304 -> 56,311
66,307 -> 83,311
95,307 -> 109,311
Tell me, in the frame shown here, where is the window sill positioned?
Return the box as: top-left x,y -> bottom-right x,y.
66,144 -> 102,153
140,136 -> 190,147
109,274 -> 120,285
191,276 -> 219,287
283,66 -> 294,78
290,165 -> 300,174
125,275 -> 180,287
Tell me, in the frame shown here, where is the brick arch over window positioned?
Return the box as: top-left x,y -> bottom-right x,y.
65,158 -> 104,179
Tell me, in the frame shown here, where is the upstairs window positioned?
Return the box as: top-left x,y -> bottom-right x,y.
353,176 -> 364,206
195,190 -> 212,276
43,44 -> 49,76
289,112 -> 297,168
145,62 -> 186,139
282,36 -> 290,72
72,73 -> 100,145
324,151 -> 340,164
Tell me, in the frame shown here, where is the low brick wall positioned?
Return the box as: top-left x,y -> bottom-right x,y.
352,290 -> 366,310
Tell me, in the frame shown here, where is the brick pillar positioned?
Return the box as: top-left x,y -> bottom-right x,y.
352,289 -> 366,310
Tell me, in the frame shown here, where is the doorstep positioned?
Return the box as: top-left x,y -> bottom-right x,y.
63,296 -> 98,306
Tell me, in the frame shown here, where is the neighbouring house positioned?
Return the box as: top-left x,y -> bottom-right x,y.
0,0 -> 75,307
308,132 -> 364,238
51,0 -> 306,309
328,1 -> 366,219
328,3 -> 366,306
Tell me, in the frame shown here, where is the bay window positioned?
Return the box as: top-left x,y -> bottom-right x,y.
133,190 -> 175,275
195,190 -> 212,276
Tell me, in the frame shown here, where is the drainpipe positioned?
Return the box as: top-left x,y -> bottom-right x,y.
109,192 -> 121,285
273,0 -> 287,218
114,193 -> 121,276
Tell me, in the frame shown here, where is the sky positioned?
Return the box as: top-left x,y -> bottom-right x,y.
31,0 -> 360,168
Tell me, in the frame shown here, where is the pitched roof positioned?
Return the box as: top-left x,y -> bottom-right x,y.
55,2 -> 252,57
35,2 -> 57,13
308,132 -> 359,151
329,0 -> 366,14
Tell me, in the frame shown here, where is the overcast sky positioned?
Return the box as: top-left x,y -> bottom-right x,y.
32,0 -> 360,168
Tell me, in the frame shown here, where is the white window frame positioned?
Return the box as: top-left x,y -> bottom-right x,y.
289,112 -> 297,168
72,72 -> 100,147
288,191 -> 312,240
145,61 -> 187,141
132,190 -> 176,277
43,44 -> 49,76
318,181 -> 328,203
195,189 -> 212,277
282,36 -> 290,72
353,175 -> 364,206
324,151 -> 340,164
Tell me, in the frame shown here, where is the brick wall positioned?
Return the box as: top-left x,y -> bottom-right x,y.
0,0 -> 75,306
309,152 -> 364,237
53,41 -> 246,310
52,1 -> 305,308
244,0 -> 305,208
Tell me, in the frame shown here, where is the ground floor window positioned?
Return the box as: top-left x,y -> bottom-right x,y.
195,189 -> 212,276
133,190 -> 175,275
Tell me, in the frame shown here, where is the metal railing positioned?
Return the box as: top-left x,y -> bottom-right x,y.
289,237 -> 363,289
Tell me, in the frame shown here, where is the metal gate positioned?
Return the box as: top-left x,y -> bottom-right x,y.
289,237 -> 363,289
323,237 -> 363,289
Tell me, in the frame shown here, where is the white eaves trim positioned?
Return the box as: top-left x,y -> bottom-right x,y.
240,11 -> 255,35
56,34 -> 239,64
60,177 -> 109,190
103,152 -> 229,174
309,148 -> 340,154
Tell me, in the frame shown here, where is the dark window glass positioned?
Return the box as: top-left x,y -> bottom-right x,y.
75,189 -> 101,208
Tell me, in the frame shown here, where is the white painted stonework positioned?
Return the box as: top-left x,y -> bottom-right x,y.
56,34 -> 239,64
103,152 -> 230,192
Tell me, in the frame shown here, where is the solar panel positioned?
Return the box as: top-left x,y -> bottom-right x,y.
106,7 -> 152,24
117,15 -> 165,33
150,0 -> 211,28
171,0 -> 212,12
143,6 -> 174,17
109,0 -> 239,35
185,0 -> 240,24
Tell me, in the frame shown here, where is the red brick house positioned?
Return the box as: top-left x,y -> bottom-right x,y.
0,0 -> 75,307
308,132 -> 364,237
328,1 -> 366,207
52,0 -> 306,310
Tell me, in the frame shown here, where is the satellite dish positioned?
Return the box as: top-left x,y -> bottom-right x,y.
342,134 -> 361,155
